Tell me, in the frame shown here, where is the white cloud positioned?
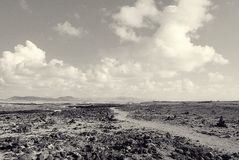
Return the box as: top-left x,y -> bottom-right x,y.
86,57 -> 142,84
111,0 -> 228,75
0,41 -> 146,97
212,54 -> 229,65
0,0 -> 232,100
111,25 -> 141,42
53,21 -> 85,38
112,0 -> 159,42
113,0 -> 159,28
208,72 -> 224,82
0,41 -> 86,92
0,41 -> 218,99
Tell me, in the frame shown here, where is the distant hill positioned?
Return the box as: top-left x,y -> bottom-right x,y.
5,96 -> 144,103
7,96 -> 79,102
57,96 -> 78,101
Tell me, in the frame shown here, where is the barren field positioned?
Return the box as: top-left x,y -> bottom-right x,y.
0,102 -> 238,160
118,101 -> 239,141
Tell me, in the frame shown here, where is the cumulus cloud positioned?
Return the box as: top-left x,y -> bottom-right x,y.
0,41 -> 199,98
53,21 -> 85,38
111,0 -> 228,75
0,41 -> 144,97
113,0 -> 159,28
112,0 -> 159,42
86,57 -> 143,89
0,0 -> 231,99
0,41 -> 86,92
152,0 -> 228,71
111,25 -> 141,42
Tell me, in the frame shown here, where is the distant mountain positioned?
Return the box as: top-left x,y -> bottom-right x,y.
7,96 -> 79,102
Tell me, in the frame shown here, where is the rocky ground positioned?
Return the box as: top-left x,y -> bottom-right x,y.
119,101 -> 239,141
0,102 -> 238,160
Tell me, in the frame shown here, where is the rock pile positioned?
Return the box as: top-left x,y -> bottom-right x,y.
216,116 -> 228,128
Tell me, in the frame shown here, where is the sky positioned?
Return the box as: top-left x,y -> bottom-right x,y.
0,0 -> 238,100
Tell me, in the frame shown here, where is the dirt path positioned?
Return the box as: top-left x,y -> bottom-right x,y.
111,108 -> 239,154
